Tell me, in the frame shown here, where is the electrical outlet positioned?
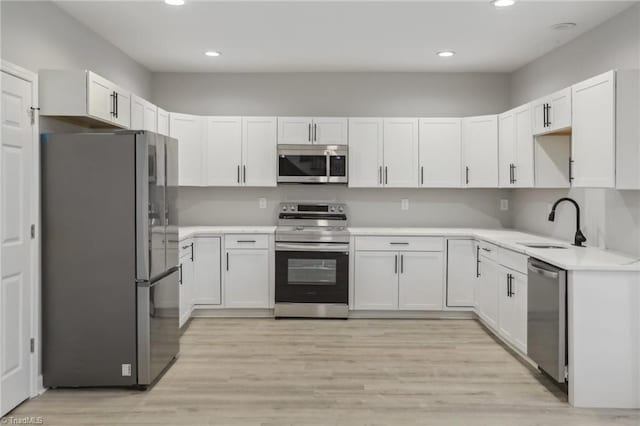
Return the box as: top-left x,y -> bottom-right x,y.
401,199 -> 409,211
259,198 -> 267,209
500,199 -> 509,211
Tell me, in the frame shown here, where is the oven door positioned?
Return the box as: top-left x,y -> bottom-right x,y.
275,243 -> 349,303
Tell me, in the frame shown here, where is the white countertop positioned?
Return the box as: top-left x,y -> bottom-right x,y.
179,225 -> 640,272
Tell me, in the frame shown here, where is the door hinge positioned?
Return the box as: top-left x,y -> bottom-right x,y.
29,106 -> 40,125
31,224 -> 36,239
30,338 -> 35,353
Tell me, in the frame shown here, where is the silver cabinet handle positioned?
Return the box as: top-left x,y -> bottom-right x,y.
390,242 -> 409,245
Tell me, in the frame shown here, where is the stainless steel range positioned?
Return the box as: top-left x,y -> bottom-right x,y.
275,202 -> 349,318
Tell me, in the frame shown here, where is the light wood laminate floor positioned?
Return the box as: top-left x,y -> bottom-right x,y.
8,319 -> 640,425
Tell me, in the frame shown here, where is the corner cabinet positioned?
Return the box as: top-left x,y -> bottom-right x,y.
499,105 -> 534,188
419,118 -> 462,187
278,117 -> 347,145
40,69 -> 131,128
462,115 -> 499,188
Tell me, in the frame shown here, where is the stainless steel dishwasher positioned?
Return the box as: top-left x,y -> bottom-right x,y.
527,258 -> 568,383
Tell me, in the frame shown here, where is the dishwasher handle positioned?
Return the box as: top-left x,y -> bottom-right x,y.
528,261 -> 560,279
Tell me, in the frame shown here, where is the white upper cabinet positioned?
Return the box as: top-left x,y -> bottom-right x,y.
206,117 -> 243,186
169,113 -> 205,186
419,118 -> 462,187
383,118 -> 419,188
40,70 -> 131,128
499,104 -> 534,188
462,115 -> 499,187
348,118 -> 384,188
278,117 -> 347,145
532,87 -> 571,135
130,94 -> 157,132
242,117 -> 278,187
613,70 -> 640,189
157,108 -> 169,136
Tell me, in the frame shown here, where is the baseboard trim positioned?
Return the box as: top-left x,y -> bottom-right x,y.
190,308 -> 474,320
191,308 -> 274,318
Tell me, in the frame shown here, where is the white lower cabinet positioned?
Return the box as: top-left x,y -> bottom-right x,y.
224,249 -> 270,308
193,237 -> 221,305
179,241 -> 195,328
446,239 -> 477,307
477,254 -> 499,330
354,237 -> 444,311
497,268 -> 528,354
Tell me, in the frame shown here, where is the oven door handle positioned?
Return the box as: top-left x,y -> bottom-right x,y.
275,242 -> 349,253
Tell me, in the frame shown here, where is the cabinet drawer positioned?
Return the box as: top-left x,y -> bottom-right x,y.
356,236 -> 443,252
477,240 -> 498,261
224,234 -> 269,249
498,248 -> 528,274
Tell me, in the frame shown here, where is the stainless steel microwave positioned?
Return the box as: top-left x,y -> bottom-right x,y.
277,144 -> 348,184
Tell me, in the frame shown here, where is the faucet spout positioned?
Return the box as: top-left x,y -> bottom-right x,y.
548,197 -> 587,247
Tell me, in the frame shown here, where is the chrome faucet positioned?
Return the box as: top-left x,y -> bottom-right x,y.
548,197 -> 587,247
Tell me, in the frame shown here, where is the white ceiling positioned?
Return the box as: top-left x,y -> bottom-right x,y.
55,0 -> 636,73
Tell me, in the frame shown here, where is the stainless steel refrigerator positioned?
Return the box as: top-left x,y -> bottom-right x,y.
41,131 -> 179,388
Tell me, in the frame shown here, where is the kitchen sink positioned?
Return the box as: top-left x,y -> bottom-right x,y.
519,243 -> 569,249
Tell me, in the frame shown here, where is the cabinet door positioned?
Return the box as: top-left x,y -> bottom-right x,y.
313,117 -> 348,145
112,87 -> 131,129
87,71 -> 114,124
446,239 -> 476,307
532,100 -> 547,136
348,118 -> 383,188
383,118 -> 419,188
498,110 -> 516,187
225,250 -> 270,308
549,88 -> 572,132
242,117 -> 277,187
571,71 -> 615,188
278,117 -> 313,145
193,237 -> 221,305
169,113 -> 204,186
510,271 -> 527,353
514,104 -> 534,188
206,116 -> 242,186
462,115 -> 498,187
398,252 -> 443,310
354,251 -> 398,310
497,268 -> 514,342
419,118 -> 462,187
179,257 -> 194,328
130,94 -> 145,130
143,102 -> 157,132
478,256 -> 499,330
157,108 -> 169,136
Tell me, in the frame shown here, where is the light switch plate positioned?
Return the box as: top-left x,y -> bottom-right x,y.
259,198 -> 267,209
401,199 -> 409,211
500,199 -> 509,211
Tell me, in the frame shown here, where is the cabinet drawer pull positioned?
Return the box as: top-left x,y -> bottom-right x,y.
236,240 -> 256,243
481,247 -> 492,252
226,252 -> 229,271
181,244 -> 190,250
389,242 -> 409,245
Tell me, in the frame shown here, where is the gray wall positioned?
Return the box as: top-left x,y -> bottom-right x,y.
151,72 -> 510,116
0,1 -> 152,98
179,187 -> 512,229
509,4 -> 640,257
152,71 -> 513,229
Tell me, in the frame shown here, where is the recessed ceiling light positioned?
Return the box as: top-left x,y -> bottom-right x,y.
165,0 -> 185,5
205,51 -> 221,57
492,0 -> 515,7
551,22 -> 577,31
437,51 -> 455,58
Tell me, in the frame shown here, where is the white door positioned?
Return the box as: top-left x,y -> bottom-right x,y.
87,71 -> 114,124
277,117 -> 313,145
462,115 -> 498,188
478,256 -> 499,330
348,118 -> 383,188
179,255 -> 194,328
383,118 -> 419,188
532,99 -> 547,136
398,252 -> 443,310
510,271 -> 527,354
419,118 -> 462,187
193,237 -> 221,305
157,108 -> 169,136
169,113 -> 204,186
242,117 -> 277,187
130,94 -> 145,130
446,239 -> 476,307
498,110 -> 515,187
143,102 -> 157,132
514,104 -> 534,188
549,87 -> 572,132
497,268 -> 514,341
1,70 -> 33,415
313,118 -> 348,145
571,71 -> 615,188
354,251 -> 398,310
206,117 -> 242,186
224,250 -> 270,308
111,87 -> 130,129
